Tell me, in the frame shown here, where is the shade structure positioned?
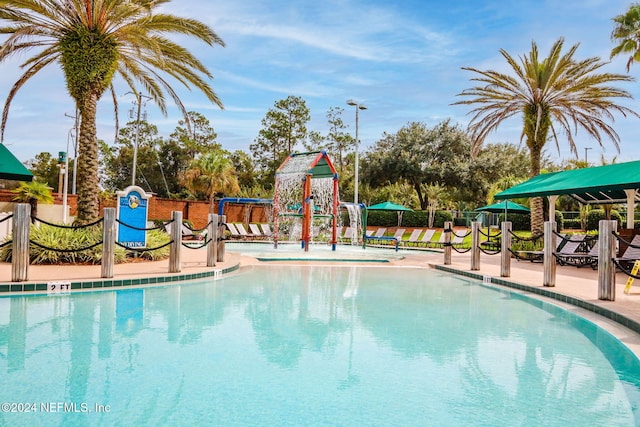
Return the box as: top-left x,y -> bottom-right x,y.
494,160 -> 640,205
0,144 -> 33,181
366,201 -> 412,227
366,201 -> 413,212
475,200 -> 530,214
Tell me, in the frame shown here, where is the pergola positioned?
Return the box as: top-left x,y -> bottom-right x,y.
495,160 -> 640,229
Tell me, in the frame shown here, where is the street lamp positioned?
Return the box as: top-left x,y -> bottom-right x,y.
584,147 -> 592,164
346,99 -> 367,204
126,91 -> 152,186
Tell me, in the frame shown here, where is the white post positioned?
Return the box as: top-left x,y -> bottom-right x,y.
169,211 -> 182,273
543,221 -> 557,287
625,189 -> 636,230
501,221 -> 512,277
598,220 -> 617,301
471,221 -> 480,271
101,208 -> 116,278
443,221 -> 452,265
11,204 -> 30,282
207,213 -> 217,267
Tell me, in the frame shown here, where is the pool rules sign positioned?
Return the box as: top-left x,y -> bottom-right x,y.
116,186 -> 151,248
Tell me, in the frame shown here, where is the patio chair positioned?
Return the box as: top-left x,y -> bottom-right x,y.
225,222 -> 244,239
616,235 -> 640,268
402,229 -> 424,247
236,223 -> 260,239
249,223 -> 269,240
554,234 -> 587,265
372,228 -> 387,238
417,229 -> 437,247
556,236 -> 598,268
260,223 -> 273,237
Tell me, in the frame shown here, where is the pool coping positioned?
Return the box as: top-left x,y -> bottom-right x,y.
435,264 -> 640,336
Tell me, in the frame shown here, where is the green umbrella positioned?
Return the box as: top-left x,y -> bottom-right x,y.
475,200 -> 529,214
367,201 -> 413,227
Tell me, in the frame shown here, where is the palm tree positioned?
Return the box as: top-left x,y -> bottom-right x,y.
454,38 -> 637,235
181,151 -> 240,213
0,0 -> 225,223
11,181 -> 54,223
611,3 -> 640,71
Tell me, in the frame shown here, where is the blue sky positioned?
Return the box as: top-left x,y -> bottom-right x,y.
2,0 -> 640,166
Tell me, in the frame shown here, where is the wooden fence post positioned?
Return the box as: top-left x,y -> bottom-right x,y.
207,213 -> 217,267
543,221 -> 557,287
443,221 -> 452,265
598,220 -> 617,301
101,208 -> 116,278
471,221 -> 480,271
500,221 -> 512,277
169,211 -> 182,273
11,203 -> 30,282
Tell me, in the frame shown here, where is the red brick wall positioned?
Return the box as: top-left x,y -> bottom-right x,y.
0,190 -> 269,227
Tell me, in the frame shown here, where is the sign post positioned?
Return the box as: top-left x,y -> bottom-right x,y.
116,186 -> 151,248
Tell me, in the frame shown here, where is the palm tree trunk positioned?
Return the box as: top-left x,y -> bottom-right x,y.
529,146 -> 544,236
76,93 -> 101,224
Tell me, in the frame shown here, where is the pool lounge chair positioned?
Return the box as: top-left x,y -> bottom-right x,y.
554,234 -> 587,265
402,229 -> 424,247
616,235 -> 640,269
556,236 -> 598,268
260,223 -> 273,237
249,223 -> 270,240
417,229 -> 437,247
236,223 -> 261,239
225,223 -> 244,239
515,233 -> 567,263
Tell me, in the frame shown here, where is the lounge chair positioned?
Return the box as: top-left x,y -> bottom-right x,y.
225,222 -> 244,239
372,228 -> 387,238
260,223 -> 273,236
554,234 -> 587,265
402,229 -> 424,247
417,229 -> 437,247
249,223 -> 269,240
556,236 -> 598,268
616,235 -> 640,268
236,223 -> 260,239
515,233 -> 567,263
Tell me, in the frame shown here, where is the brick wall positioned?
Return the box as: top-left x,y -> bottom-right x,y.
0,190 -> 269,227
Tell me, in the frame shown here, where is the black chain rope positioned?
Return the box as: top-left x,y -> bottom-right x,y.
34,216 -> 103,229
613,259 -> 640,279
612,232 -> 640,249
445,228 -> 471,238
0,214 -> 13,224
0,240 -> 11,249
479,246 -> 501,255
182,221 -> 213,233
116,218 -> 165,231
181,237 -> 212,249
29,239 -> 103,252
451,245 -> 472,253
507,230 -> 543,242
115,240 -> 173,252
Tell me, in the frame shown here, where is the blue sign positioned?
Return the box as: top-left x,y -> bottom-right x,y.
116,186 -> 151,248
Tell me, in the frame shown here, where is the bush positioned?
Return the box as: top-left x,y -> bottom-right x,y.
586,209 -> 622,231
563,218 -> 582,229
0,224 -> 170,264
364,210 -> 453,228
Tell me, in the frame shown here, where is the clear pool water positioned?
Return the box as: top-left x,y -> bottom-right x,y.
226,241 -> 411,261
0,265 -> 639,426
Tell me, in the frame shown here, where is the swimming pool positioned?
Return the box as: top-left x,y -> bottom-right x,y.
225,241 -> 411,261
0,265 -> 638,426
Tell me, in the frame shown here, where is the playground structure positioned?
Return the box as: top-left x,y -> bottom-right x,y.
273,151 -> 340,251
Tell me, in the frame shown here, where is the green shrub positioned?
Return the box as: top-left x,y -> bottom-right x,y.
586,209 -> 622,231
0,224 -> 170,264
563,218 -> 582,229
364,210 -> 453,228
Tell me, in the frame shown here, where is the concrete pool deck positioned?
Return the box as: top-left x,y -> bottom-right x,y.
1,245 -> 639,355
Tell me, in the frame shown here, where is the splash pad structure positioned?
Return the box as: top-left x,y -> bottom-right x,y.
273,151 -> 340,251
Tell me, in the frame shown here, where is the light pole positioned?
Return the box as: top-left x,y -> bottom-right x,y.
127,91 -> 152,186
64,111 -> 79,194
584,147 -> 592,164
62,128 -> 74,223
346,99 -> 367,204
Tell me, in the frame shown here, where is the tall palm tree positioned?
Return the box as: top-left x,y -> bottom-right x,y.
181,151 -> 240,213
454,38 -> 637,235
0,0 -> 225,223
611,3 -> 640,71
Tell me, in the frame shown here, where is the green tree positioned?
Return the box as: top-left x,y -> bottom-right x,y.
0,0 -> 224,223
180,150 -> 240,212
169,111 -> 221,160
11,181 -> 53,223
25,152 -> 63,189
611,4 -> 640,71
324,107 -> 354,176
361,120 -> 472,210
454,38 -> 637,234
250,96 -> 310,186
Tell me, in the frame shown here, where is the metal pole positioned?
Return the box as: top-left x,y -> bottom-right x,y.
131,93 -> 143,186
354,107 -> 359,204
501,221 -> 512,277
62,130 -> 71,223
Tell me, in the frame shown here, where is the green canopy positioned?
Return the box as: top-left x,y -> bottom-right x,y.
0,144 -> 33,181
475,200 -> 530,214
494,160 -> 640,204
367,201 -> 413,211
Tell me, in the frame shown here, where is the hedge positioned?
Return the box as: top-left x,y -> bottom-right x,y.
586,209 -> 622,231
364,210 -> 454,228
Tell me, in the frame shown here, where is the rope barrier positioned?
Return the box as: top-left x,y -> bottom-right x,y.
479,246 -> 501,255
612,232 -> 640,249
448,228 -> 471,238
29,239 -> 103,253
116,218 -> 165,231
0,240 -> 12,249
181,237 -> 212,249
182,221 -> 213,233
115,240 -> 173,252
0,214 -> 13,224
613,259 -> 640,279
508,230 -> 543,242
33,216 -> 103,229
